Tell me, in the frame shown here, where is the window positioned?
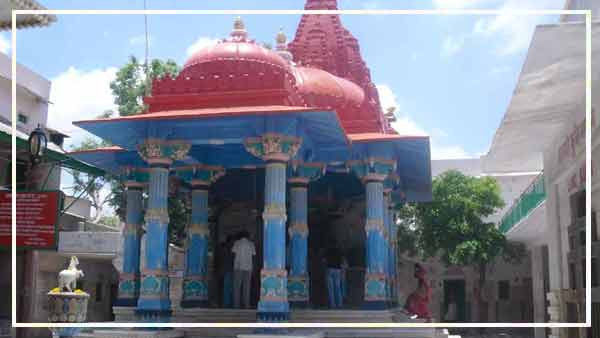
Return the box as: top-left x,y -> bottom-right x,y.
95,282 -> 103,302
593,211 -> 598,242
498,280 -> 510,300
569,236 -> 575,250
17,113 -> 28,124
580,231 -> 586,246
576,191 -> 586,219
582,260 -> 586,289
592,258 -> 598,288
570,263 -> 577,289
570,190 -> 586,221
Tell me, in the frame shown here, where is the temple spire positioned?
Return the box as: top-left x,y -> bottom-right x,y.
304,0 -> 338,10
230,16 -> 248,41
275,27 -> 293,63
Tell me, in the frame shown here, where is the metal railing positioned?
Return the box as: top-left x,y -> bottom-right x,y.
499,172 -> 546,233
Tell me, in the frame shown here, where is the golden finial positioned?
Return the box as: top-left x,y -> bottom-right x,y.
276,27 -> 287,45
234,16 -> 245,31
231,16 -> 248,41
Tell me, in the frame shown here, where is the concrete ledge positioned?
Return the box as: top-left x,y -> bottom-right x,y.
238,332 -> 324,338
114,307 -> 426,323
78,330 -> 184,338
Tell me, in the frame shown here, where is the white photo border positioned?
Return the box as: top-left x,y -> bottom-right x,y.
11,8 -> 593,329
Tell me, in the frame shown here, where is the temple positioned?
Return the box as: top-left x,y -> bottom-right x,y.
70,0 -> 432,322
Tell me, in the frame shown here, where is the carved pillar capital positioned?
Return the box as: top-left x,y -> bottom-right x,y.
174,164 -> 225,189
288,161 -> 326,185
121,167 -> 150,189
137,139 -> 190,166
347,158 -> 396,184
244,133 -> 302,162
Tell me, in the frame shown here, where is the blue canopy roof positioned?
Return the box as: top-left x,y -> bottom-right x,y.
71,107 -> 432,202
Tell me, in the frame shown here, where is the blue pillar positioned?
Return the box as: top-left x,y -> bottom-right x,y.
258,160 -> 289,320
175,165 -> 225,308
286,162 -> 324,308
137,165 -> 171,318
117,173 -> 145,306
383,174 -> 400,307
382,192 -> 391,304
245,134 -> 302,321
390,208 -> 398,306
288,181 -> 309,307
347,159 -> 396,310
136,140 -> 190,321
181,187 -> 210,307
364,178 -> 387,309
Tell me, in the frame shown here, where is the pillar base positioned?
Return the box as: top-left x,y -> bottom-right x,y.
289,300 -> 310,309
257,299 -> 290,322
257,311 -> 290,322
50,327 -> 82,338
115,298 -> 138,307
135,308 -> 172,323
180,299 -> 209,308
362,301 -> 388,310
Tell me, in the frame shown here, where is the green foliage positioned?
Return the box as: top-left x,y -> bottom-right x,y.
401,170 -> 526,320
70,136 -> 118,222
414,170 -> 509,267
109,55 -> 180,116
168,195 -> 190,247
105,56 -> 187,245
394,204 -> 420,257
98,215 -> 120,228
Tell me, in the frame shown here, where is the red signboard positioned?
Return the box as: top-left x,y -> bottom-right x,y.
0,191 -> 62,249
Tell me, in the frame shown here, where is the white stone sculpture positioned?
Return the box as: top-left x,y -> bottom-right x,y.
58,256 -> 84,292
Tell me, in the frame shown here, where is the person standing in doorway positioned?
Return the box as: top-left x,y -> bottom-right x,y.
340,254 -> 349,302
232,230 -> 256,309
217,235 -> 235,308
324,247 -> 343,309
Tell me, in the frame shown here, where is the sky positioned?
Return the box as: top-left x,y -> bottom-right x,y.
2,0 -> 566,161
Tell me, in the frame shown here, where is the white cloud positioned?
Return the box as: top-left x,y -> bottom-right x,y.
432,0 -> 495,8
0,34 -> 10,54
186,36 -> 220,57
129,33 -> 153,46
48,67 -> 118,148
377,84 -> 472,160
441,36 -> 465,58
471,0 -> 562,55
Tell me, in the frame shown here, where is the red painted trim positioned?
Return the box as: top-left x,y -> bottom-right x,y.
349,133 -> 430,143
74,106 -> 327,125
67,146 -> 125,155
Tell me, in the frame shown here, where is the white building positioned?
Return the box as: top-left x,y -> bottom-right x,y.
481,2 -> 599,337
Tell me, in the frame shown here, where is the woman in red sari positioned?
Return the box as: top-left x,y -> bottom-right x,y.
404,263 -> 432,321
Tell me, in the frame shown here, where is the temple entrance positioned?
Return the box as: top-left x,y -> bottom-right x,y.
209,169 -> 369,310
443,279 -> 466,322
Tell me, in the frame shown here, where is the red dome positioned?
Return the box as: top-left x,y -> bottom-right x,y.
147,26 -> 297,111
183,40 -> 290,74
293,66 -> 364,110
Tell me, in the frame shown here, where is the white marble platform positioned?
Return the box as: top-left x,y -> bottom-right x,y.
237,332 -> 324,338
78,330 -> 184,338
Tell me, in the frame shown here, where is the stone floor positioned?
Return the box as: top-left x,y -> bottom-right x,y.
448,328 -> 534,338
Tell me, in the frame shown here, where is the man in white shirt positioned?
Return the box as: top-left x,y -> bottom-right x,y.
231,230 -> 256,309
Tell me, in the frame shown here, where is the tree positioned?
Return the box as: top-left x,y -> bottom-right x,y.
69,137 -> 119,223
71,57 -> 186,242
109,56 -> 179,116
400,170 -> 525,321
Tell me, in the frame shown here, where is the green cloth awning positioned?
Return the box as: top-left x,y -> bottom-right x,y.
0,127 -> 105,177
